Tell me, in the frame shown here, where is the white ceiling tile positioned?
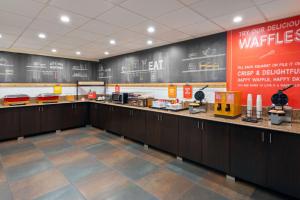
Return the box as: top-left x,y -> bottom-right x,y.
79,20 -> 122,35
192,0 -> 254,18
65,30 -> 105,42
128,20 -> 172,35
153,30 -> 191,42
106,0 -> 127,5
47,41 -> 79,50
155,7 -> 205,29
21,29 -> 61,42
0,34 -> 18,48
258,0 -> 300,20
13,37 -> 50,50
38,6 -> 90,27
178,19 -> 224,36
0,0 -> 45,18
29,18 -> 76,35
0,11 -> 32,30
97,7 -> 146,28
179,0 -> 203,5
109,30 -> 148,43
121,0 -> 183,19
252,0 -> 275,5
211,7 -> 266,30
0,24 -> 26,35
50,0 -> 114,18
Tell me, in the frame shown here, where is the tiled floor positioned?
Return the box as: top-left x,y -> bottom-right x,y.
0,127 -> 291,200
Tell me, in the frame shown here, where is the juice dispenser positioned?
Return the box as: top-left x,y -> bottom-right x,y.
214,91 -> 241,118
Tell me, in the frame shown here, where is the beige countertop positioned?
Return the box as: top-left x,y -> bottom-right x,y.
94,101 -> 300,135
0,100 -> 299,135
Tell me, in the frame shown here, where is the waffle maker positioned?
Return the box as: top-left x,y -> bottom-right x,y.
189,85 -> 208,114
268,85 -> 293,125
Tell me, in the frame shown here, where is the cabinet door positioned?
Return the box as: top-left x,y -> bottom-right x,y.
74,103 -> 88,127
130,109 -> 146,143
160,113 -> 179,155
179,117 -> 203,163
202,121 -> 229,173
107,106 -> 123,134
40,105 -> 62,133
121,108 -> 132,137
146,111 -> 161,148
20,106 -> 41,137
90,103 -> 100,128
61,104 -> 75,129
98,104 -> 108,130
230,125 -> 267,186
0,108 -> 20,140
267,131 -> 300,199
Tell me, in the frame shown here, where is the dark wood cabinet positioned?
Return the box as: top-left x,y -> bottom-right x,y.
0,108 -> 20,141
61,103 -> 88,130
202,121 -> 229,173
40,104 -> 62,133
230,125 -> 267,186
123,108 -> 146,143
20,106 -> 41,136
89,103 -> 100,128
267,131 -> 300,199
106,105 -> 124,134
146,111 -> 179,155
179,117 -> 203,163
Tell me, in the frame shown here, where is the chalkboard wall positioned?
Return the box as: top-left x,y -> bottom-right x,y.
97,32 -> 227,83
0,51 -> 98,83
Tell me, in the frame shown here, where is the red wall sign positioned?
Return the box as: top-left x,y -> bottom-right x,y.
183,85 -> 193,99
227,15 -> 300,108
115,84 -> 120,92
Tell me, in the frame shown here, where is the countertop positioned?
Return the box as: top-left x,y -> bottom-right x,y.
0,100 -> 299,135
93,101 -> 300,135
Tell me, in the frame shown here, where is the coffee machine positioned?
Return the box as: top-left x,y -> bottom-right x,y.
268,85 -> 293,125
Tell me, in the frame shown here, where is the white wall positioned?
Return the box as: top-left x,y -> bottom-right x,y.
0,86 -> 225,103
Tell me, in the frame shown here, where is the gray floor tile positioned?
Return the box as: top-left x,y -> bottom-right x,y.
59,156 -> 108,183
5,158 -> 52,182
85,142 -> 117,154
114,157 -> 159,180
35,185 -> 85,200
179,185 -> 229,200
0,182 -> 13,200
0,142 -> 35,157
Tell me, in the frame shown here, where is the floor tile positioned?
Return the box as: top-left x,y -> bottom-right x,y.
85,142 -> 119,160
75,169 -> 128,200
0,142 -> 35,157
100,148 -> 136,167
10,169 -> 69,200
114,157 -> 159,180
179,185 -> 229,200
0,182 -> 13,200
94,181 -> 158,200
1,149 -> 45,169
63,132 -> 90,143
35,185 -> 85,200
136,168 -> 194,200
5,158 -> 52,182
96,131 -> 120,142
70,136 -> 102,148
35,138 -> 73,155
166,160 -> 208,183
48,148 -> 90,167
59,156 -> 108,183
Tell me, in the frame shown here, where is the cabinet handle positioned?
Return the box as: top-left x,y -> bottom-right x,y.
269,133 -> 272,144
157,115 -> 160,121
197,121 -> 200,129
38,107 -> 40,112
201,121 -> 204,130
160,115 -> 163,121
261,132 -> 265,142
131,110 -> 134,116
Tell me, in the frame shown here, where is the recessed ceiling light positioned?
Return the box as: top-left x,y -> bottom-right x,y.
147,40 -> 153,45
38,33 -> 46,39
104,51 -> 109,55
60,15 -> 70,23
147,26 -> 155,33
0,34 -> 2,39
76,51 -> 81,55
51,49 -> 57,53
233,16 -> 243,23
109,39 -> 116,45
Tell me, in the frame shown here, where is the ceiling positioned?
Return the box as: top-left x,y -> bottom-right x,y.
0,0 -> 299,61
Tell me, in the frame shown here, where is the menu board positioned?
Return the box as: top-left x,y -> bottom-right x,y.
227,15 -> 300,108
0,51 -> 97,83
97,32 -> 227,83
